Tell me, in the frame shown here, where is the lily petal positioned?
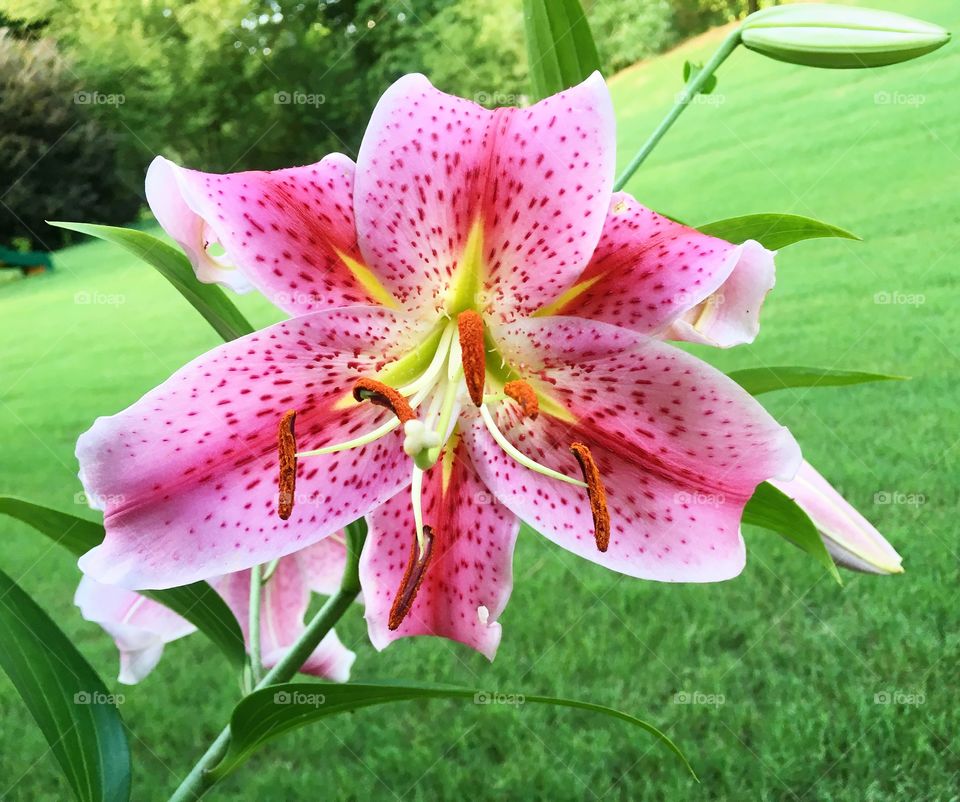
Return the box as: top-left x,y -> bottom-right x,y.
771,461 -> 903,574
463,316 -> 801,582
354,72 -> 615,321
360,440 -> 519,659
74,576 -> 195,684
146,154 -> 394,315
296,534 -> 351,597
215,552 -> 355,682
665,240 -> 775,348
77,307 -> 418,590
545,193 -> 774,347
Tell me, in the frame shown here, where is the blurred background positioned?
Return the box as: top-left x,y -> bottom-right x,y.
1,1 -> 958,800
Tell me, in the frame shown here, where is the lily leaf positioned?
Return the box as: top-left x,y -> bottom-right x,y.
728,366 -> 905,396
0,496 -> 246,669
211,680 -> 696,780
698,213 -> 859,250
743,482 -> 842,584
0,568 -> 131,802
523,0 -> 601,101
683,60 -> 718,94
48,222 -> 254,342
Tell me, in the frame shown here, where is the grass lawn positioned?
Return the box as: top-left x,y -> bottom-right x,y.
2,0 -> 958,798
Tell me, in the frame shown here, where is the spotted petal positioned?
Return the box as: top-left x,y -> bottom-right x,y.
360,440 -> 519,659
771,461 -> 903,574
146,154 -> 397,315
214,552 -> 355,681
463,317 -> 801,582
543,193 -> 774,347
354,72 -> 615,322
77,307 -> 420,590
74,576 -> 195,684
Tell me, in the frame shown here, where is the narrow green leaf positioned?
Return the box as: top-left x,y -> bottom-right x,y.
743,482 -> 842,584
728,366 -> 905,396
523,0 -> 601,101
0,496 -> 246,669
698,213 -> 859,250
48,222 -> 254,342
0,568 -> 131,802
212,681 -> 696,780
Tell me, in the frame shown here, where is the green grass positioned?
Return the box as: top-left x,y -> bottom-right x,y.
2,0 -> 959,798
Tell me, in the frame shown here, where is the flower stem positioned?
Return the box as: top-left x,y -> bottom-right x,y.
248,564 -> 263,686
168,520 -> 367,802
613,28 -> 742,192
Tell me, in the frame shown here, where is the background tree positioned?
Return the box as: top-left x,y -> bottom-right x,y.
0,29 -> 135,251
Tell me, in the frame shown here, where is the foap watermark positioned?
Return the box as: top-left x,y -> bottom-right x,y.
874,90 -> 926,108
474,691 -> 525,707
474,91 -> 526,107
274,91 -> 326,108
74,290 -> 125,306
74,490 -> 125,508
74,90 -> 125,106
874,690 -> 925,707
676,91 -> 726,107
673,691 -> 725,708
674,490 -> 726,508
874,290 -> 925,307
74,690 -> 125,706
273,690 -> 326,707
874,490 -> 926,508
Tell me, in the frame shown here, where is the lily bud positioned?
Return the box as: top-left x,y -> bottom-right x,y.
741,4 -> 950,69
771,462 -> 903,575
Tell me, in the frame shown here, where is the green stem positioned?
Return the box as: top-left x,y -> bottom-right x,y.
613,28 -> 742,192
248,565 -> 263,686
168,520 -> 367,802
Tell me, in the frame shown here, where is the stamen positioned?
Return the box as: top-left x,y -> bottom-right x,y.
504,380 -> 539,420
353,377 -> 415,423
478,405 -> 586,488
388,524 -> 435,630
277,410 -> 297,520
457,310 -> 486,407
569,442 -> 610,552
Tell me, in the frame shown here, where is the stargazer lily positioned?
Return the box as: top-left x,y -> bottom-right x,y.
76,536 -> 355,684
77,73 -> 801,659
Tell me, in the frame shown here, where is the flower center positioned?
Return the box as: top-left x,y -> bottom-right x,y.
280,310 -> 609,627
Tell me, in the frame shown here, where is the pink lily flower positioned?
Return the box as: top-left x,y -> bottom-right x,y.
771,461 -> 903,574
75,538 -> 355,684
78,73 -> 800,660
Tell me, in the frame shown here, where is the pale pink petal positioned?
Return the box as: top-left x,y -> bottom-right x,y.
354,73 -> 615,321
214,553 -> 355,682
146,155 -> 393,315
665,240 -> 775,348
77,307 -> 420,590
545,193 -> 773,345
462,316 -> 801,582
296,534 -> 349,597
360,442 -> 519,660
75,576 -> 195,684
771,461 -> 903,574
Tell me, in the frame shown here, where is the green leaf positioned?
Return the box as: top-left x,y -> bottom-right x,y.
0,496 -> 246,669
698,213 -> 859,250
212,681 -> 696,780
0,568 -> 131,801
728,366 -> 905,396
523,0 -> 601,101
48,222 -> 254,342
743,483 -> 841,584
683,60 -> 717,94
